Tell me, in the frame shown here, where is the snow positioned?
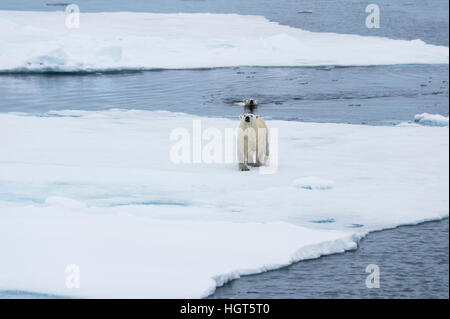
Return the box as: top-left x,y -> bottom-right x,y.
0,208 -> 357,298
414,113 -> 449,127
293,177 -> 334,190
0,109 -> 448,298
0,11 -> 448,72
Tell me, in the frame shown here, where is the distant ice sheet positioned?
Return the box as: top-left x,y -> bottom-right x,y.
0,11 -> 448,72
0,110 -> 448,298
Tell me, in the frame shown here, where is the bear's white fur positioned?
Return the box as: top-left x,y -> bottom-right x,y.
237,113 -> 269,171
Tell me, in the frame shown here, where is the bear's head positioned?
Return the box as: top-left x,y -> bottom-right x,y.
239,113 -> 260,127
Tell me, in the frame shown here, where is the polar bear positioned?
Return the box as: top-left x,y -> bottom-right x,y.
237,113 -> 269,171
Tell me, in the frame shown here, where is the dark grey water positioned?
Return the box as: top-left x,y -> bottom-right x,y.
0,0 -> 448,299
0,0 -> 448,124
1,65 -> 448,125
211,219 -> 449,299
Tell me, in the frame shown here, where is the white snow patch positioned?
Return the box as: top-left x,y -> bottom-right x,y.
0,11 -> 448,72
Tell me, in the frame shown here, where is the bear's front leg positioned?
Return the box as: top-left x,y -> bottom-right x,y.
255,128 -> 268,166
249,143 -> 259,167
249,160 -> 262,167
237,137 -> 249,171
239,163 -> 250,171
250,145 -> 263,167
248,152 -> 261,167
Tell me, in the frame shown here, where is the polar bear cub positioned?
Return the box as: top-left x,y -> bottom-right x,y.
237,113 -> 269,171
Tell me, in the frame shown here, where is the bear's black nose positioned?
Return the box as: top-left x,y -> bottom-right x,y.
245,116 -> 250,122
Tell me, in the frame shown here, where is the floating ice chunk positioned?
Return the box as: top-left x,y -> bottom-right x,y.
293,177 -> 335,190
414,113 -> 449,127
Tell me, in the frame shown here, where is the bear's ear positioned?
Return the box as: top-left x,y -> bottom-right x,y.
239,115 -> 243,120
256,115 -> 260,118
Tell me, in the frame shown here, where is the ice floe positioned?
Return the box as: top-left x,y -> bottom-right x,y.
0,11 -> 448,72
0,109 -> 448,297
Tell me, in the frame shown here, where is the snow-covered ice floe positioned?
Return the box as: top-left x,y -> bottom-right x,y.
0,110 -> 448,298
0,11 -> 448,72
414,113 -> 449,127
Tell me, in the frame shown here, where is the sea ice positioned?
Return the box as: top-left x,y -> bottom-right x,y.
414,113 -> 449,127
0,109 -> 448,298
0,11 -> 448,72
